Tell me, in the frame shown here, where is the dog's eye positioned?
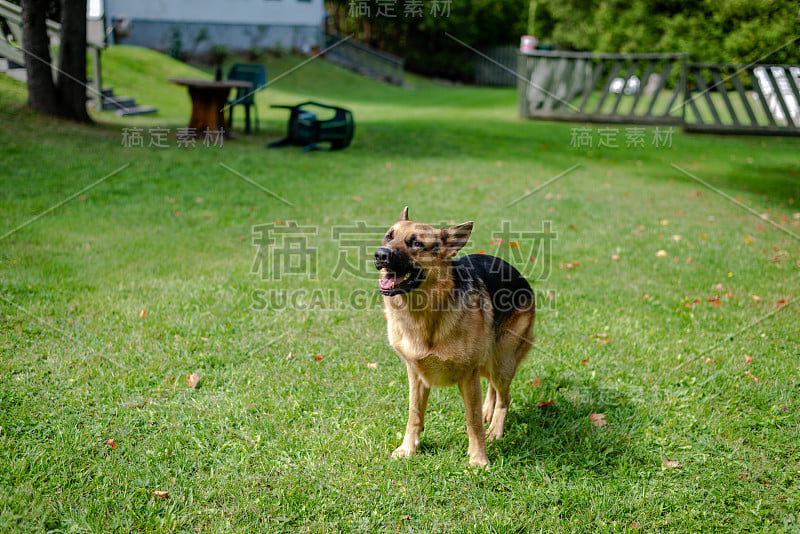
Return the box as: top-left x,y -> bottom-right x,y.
385,230 -> 394,242
412,239 -> 425,249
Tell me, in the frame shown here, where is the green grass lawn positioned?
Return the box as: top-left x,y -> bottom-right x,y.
1,46 -> 799,533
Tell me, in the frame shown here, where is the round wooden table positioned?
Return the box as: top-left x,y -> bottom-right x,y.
168,78 -> 254,137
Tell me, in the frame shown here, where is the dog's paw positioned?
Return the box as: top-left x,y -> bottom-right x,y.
391,445 -> 416,459
482,407 -> 494,425
469,454 -> 489,468
486,428 -> 504,442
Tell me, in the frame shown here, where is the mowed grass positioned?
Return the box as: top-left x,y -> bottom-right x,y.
1,46 -> 799,533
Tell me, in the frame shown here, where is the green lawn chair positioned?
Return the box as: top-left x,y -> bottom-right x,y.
227,63 -> 266,134
268,101 -> 354,151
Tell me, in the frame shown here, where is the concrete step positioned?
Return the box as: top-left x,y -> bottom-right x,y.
102,95 -> 136,110
4,68 -> 27,82
115,105 -> 158,117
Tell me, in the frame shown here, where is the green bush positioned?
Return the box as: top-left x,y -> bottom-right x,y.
535,0 -> 800,64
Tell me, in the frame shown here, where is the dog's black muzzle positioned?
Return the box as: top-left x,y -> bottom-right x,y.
374,247 -> 393,270
374,246 -> 424,295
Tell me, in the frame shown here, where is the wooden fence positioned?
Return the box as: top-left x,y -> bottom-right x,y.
518,49 -> 800,136
683,63 -> 800,135
518,50 -> 687,125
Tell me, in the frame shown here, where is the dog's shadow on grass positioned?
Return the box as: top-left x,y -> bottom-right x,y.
489,381 -> 651,470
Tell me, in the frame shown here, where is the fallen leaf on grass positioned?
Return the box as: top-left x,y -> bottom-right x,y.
627,521 -> 642,530
528,377 -> 541,388
153,490 -> 169,499
313,354 -> 324,362
538,400 -> 554,408
744,355 -> 752,364
105,438 -> 118,449
589,333 -> 612,344
751,295 -> 761,302
366,362 -> 378,370
581,358 -> 589,364
656,250 -> 667,258
186,373 -> 200,388
285,352 -> 295,361
611,254 -> 620,261
139,309 -> 146,319
771,251 -> 790,262
776,299 -> 788,308
744,371 -> 760,383
662,457 -> 680,468
589,413 -> 607,427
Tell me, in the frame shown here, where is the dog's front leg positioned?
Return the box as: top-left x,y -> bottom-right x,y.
393,362 -> 430,459
458,369 -> 489,467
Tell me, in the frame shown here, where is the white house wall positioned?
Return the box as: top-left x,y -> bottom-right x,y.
104,0 -> 324,27
104,0 -> 325,53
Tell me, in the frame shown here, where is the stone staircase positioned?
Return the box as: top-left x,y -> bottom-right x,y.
99,87 -> 157,116
0,60 -> 157,116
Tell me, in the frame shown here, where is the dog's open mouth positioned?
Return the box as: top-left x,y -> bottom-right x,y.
379,268 -> 423,295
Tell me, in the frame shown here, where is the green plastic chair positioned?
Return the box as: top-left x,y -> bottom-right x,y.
227,63 -> 266,134
268,101 -> 354,151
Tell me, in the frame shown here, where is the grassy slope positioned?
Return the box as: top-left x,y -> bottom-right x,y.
0,47 -> 799,533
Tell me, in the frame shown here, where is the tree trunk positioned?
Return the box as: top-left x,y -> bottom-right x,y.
21,0 -> 58,115
21,0 -> 92,123
56,0 -> 91,122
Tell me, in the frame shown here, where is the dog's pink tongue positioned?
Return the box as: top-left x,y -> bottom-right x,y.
380,274 -> 398,291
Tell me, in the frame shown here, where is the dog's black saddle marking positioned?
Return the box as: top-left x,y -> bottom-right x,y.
452,254 -> 533,328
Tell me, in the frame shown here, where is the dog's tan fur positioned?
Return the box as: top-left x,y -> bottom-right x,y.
379,207 -> 535,467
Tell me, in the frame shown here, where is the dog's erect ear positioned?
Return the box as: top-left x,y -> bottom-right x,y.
399,206 -> 409,221
440,221 -> 473,258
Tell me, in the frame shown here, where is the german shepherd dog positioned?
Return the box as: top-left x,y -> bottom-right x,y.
374,207 -> 535,467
